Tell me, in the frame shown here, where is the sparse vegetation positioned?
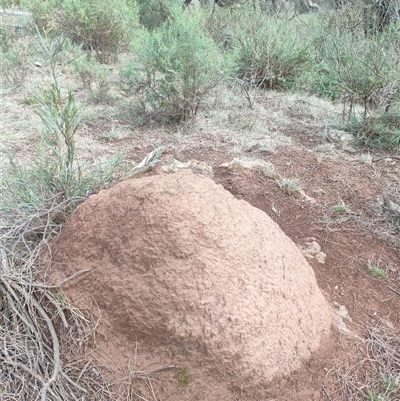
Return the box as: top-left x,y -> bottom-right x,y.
174,366 -> 191,387
261,162 -> 276,179
367,259 -> 388,278
332,202 -> 349,214
72,54 -> 113,104
0,47 -> 30,86
333,325 -> 400,401
276,177 -> 302,195
2,35 -> 124,211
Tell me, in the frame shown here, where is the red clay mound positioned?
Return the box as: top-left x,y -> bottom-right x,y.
51,171 -> 332,399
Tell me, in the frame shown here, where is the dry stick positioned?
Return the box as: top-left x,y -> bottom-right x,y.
7,280 -> 61,401
18,269 -> 91,289
372,156 -> 400,163
76,359 -> 92,383
146,365 -> 176,375
3,358 -> 63,401
60,371 -> 87,393
0,280 -> 36,333
41,290 -> 69,328
4,290 -> 36,333
0,276 -> 46,365
321,385 -> 334,401
386,285 -> 400,296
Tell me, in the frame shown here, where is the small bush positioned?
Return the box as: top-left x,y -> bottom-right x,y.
72,55 -> 113,104
0,47 -> 30,86
26,0 -> 139,62
343,112 -> 400,151
136,0 -> 181,30
122,6 -> 232,122
311,17 -> 400,150
0,26 -> 10,52
326,31 -> 399,117
2,81 -> 124,213
230,10 -> 313,90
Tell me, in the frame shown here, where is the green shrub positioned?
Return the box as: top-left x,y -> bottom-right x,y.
303,16 -> 342,100
204,7 -> 236,51
230,10 -> 313,90
0,47 -> 30,86
26,0 -> 139,62
122,6 -> 232,122
2,78 -> 124,213
307,60 -> 341,100
317,24 -> 400,150
72,55 -> 113,104
0,26 -> 10,52
326,32 -> 398,116
0,0 -> 22,7
342,112 -> 400,151
21,0 -> 57,32
136,0 -> 181,30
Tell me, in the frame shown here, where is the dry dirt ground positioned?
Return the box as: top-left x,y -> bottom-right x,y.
66,93 -> 400,400
123,102 -> 400,400
2,46 -> 400,399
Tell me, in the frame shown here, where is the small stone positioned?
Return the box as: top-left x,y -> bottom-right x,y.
162,158 -> 213,178
380,318 -> 394,329
315,252 -> 326,264
219,158 -> 272,171
302,249 -> 315,259
298,189 -> 317,204
331,301 -> 352,322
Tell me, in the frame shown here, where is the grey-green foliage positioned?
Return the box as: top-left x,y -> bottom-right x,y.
321,25 -> 400,149
122,5 -> 233,122
72,55 -> 113,104
25,0 -> 139,62
136,0 -> 183,30
228,9 -> 313,90
0,26 -> 10,52
0,0 -> 21,6
0,48 -> 29,86
326,31 -> 399,115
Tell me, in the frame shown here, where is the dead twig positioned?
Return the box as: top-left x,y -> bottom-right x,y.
385,285 -> 400,296
372,156 -> 400,163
